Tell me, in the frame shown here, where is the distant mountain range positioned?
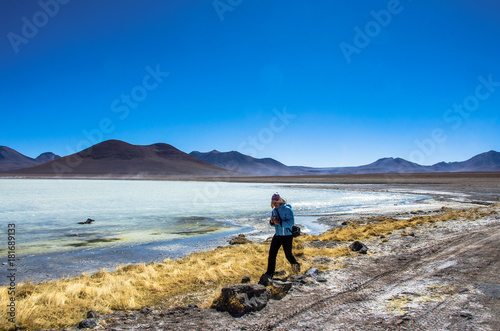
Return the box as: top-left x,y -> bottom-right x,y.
2,140 -> 238,177
1,140 -> 499,177
192,150 -> 500,175
189,150 -> 305,176
291,150 -> 500,175
0,146 -> 60,171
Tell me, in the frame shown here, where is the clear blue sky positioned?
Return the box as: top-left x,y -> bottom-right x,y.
1,0 -> 499,167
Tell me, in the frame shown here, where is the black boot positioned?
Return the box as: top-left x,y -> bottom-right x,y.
258,273 -> 273,286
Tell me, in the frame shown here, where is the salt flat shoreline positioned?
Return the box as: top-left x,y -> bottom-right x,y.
2,174 -> 500,331
1,173 -> 498,286
1,171 -> 498,203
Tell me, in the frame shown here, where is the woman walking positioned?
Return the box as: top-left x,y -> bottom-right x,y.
264,193 -> 300,278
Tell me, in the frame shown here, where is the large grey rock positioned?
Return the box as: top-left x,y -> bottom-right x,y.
78,318 -> 98,329
349,240 -> 368,254
229,234 -> 253,245
258,273 -> 273,286
211,284 -> 271,317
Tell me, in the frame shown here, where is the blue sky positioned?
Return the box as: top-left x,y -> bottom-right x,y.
1,0 -> 499,167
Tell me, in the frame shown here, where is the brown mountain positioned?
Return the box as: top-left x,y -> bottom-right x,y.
0,146 -> 61,171
35,152 -> 60,164
0,146 -> 38,171
190,150 -> 307,176
431,150 -> 500,172
7,140 -> 240,178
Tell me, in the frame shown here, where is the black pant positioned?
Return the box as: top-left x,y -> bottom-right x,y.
266,235 -> 298,276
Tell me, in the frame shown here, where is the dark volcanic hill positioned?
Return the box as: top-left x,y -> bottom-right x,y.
7,140 -> 239,178
0,146 -> 61,171
291,158 -> 428,175
35,152 -> 60,164
190,150 -> 306,176
353,157 -> 429,174
0,146 -> 38,171
431,150 -> 500,172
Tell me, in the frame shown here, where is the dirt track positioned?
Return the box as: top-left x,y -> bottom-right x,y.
266,220 -> 500,331
97,207 -> 500,331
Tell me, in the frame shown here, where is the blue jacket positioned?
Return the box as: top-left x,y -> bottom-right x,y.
270,203 -> 295,236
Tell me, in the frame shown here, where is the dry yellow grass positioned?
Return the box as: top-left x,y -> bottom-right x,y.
0,242 -> 305,330
313,206 -> 496,243
0,206 -> 496,331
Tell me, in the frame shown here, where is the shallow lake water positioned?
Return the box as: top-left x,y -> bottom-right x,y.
0,179 -> 426,283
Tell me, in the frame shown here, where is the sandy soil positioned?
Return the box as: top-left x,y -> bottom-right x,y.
68,173 -> 500,331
